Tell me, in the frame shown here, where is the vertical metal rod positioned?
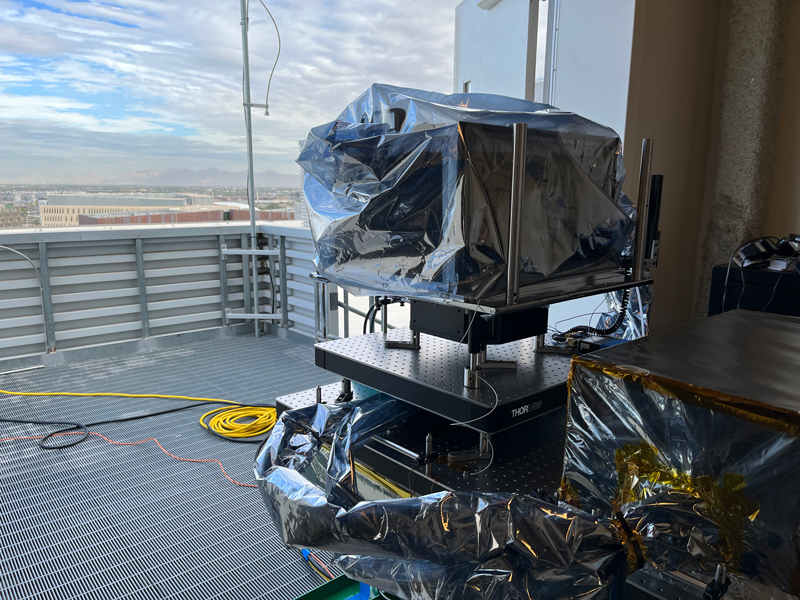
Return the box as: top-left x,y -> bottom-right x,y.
37,242 -> 56,352
425,433 -> 433,478
314,280 -> 321,338
342,289 -> 350,338
253,246 -> 260,337
240,233 -> 251,315
464,352 -> 482,389
506,123 -> 528,306
134,238 -> 149,339
267,233 -> 277,313
218,235 -> 229,325
381,303 -> 388,334
239,0 -> 259,337
279,236 -> 288,328
633,139 -> 654,281
321,281 -> 329,339
341,378 -> 352,396
479,432 -> 491,454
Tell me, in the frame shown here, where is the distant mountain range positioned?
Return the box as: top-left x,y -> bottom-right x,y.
112,168 -> 300,188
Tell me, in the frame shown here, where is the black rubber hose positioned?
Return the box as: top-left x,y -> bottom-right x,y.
0,417 -> 89,449
566,289 -> 631,337
363,302 -> 378,335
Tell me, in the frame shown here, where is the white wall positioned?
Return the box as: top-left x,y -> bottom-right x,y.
545,0 -> 636,139
453,0 -> 536,98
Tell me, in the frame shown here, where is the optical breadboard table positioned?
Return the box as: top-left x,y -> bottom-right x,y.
313,329 -> 571,434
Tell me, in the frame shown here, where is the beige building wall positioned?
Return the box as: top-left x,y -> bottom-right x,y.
40,205 -> 165,227
623,0 -> 798,332
623,0 -> 727,333
766,0 -> 800,236
39,205 -> 215,227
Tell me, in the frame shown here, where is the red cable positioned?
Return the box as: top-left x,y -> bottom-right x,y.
0,431 -> 258,488
309,551 -> 335,579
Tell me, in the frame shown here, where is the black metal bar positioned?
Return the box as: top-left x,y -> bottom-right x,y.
134,238 -> 149,338
37,242 -> 56,352
218,235 -> 229,325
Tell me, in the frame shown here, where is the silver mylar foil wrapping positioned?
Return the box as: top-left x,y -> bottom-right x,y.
298,83 -> 635,306
563,356 -> 800,598
255,395 -> 768,600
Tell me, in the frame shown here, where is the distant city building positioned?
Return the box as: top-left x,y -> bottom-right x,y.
40,193 -> 214,227
0,205 -> 24,228
76,207 -> 295,226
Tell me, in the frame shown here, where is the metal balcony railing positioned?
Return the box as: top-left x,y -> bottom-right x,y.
0,222 -> 334,364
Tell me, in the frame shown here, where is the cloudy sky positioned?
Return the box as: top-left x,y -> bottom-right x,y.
0,0 -> 460,183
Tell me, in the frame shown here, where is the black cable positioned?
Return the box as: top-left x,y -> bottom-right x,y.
256,0 -> 281,113
1,399 -> 276,449
721,236 -> 780,312
763,270 -> 785,312
566,289 -> 631,336
363,298 -> 381,334
0,417 -> 89,449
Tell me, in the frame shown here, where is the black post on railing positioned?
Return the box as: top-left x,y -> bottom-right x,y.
218,235 -> 229,326
134,238 -> 150,338
279,236 -> 288,328
240,233 -> 251,315
37,242 -> 56,352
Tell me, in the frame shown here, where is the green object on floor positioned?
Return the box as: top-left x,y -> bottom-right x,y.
294,574 -> 379,600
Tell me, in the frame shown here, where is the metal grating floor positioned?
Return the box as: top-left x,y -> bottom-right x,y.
0,334 -> 339,600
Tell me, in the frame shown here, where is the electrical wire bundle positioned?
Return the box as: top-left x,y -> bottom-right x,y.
565,288 -> 631,336
299,549 -> 334,581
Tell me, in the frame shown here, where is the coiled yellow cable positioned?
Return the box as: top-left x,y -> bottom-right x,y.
200,405 -> 277,439
0,388 -> 277,441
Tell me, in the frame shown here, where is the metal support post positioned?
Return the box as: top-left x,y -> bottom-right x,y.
464,352 -> 482,389
311,274 -> 330,340
134,238 -> 150,338
534,333 -> 545,351
506,122 -> 527,306
425,434 -> 433,478
37,242 -> 56,352
240,234 -> 251,315
479,433 -> 491,455
239,0 -> 259,337
342,290 -> 350,337
279,236 -> 288,328
633,139 -> 654,282
218,236 -> 229,325
267,233 -> 277,313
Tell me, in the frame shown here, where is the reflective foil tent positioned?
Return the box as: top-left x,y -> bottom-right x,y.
298,84 -> 636,306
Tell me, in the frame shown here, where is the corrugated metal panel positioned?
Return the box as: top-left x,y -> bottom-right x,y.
47,239 -> 142,350
283,236 -> 318,338
0,224 -> 326,361
0,243 -> 47,360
